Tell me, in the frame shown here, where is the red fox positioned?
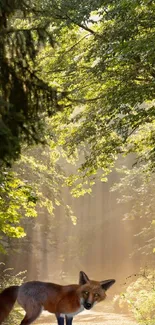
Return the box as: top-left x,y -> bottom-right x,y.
0,271 -> 115,325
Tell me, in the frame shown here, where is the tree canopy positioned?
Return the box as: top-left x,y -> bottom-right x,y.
46,0 -> 155,181
1,0 -> 155,169
1,0 -> 155,253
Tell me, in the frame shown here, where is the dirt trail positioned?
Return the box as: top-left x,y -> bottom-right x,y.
36,310 -> 138,325
75,311 -> 138,325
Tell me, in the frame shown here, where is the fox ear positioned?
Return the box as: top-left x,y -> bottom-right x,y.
79,271 -> 90,285
100,279 -> 115,291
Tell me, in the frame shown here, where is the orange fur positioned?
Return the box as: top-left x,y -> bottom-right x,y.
0,272 -> 115,325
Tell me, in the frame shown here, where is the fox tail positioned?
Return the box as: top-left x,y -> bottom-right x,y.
0,285 -> 19,324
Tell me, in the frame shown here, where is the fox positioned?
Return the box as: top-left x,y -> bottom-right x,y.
0,271 -> 115,325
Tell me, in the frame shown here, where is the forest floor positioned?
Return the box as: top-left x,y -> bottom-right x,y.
35,309 -> 138,325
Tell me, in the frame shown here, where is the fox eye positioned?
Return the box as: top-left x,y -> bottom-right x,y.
84,291 -> 89,295
94,293 -> 99,297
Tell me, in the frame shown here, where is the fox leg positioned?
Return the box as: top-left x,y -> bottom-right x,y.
20,305 -> 42,325
56,314 -> 64,325
65,316 -> 73,325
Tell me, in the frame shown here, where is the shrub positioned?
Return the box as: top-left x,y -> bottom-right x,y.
115,269 -> 155,325
0,263 -> 26,325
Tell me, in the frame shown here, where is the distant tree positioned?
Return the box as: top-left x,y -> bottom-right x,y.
111,162 -> 155,258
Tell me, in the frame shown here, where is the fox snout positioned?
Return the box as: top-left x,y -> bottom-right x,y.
79,273 -> 116,312
84,302 -> 92,310
81,291 -> 98,310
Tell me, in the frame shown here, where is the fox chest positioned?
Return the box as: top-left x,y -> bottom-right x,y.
60,305 -> 84,318
56,295 -> 84,317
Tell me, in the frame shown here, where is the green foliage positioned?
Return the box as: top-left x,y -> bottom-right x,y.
0,138 -> 80,252
0,169 -> 37,252
0,262 -> 26,289
39,0 -> 155,180
119,269 -> 155,324
1,0 -> 155,257
0,0 -> 110,167
1,0 -> 155,174
1,0 -> 155,177
0,0 -> 69,166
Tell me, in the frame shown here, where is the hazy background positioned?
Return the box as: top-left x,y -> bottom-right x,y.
1,155 -> 152,297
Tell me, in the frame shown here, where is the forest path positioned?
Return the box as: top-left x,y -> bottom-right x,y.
36,310 -> 138,325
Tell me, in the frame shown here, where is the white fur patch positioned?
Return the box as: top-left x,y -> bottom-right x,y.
60,305 -> 84,318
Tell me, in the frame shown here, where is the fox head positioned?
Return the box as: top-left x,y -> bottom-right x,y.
78,271 -> 115,310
